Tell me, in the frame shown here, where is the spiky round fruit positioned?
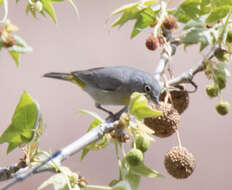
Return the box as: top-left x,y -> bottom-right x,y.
144,102 -> 180,138
164,146 -> 196,179
216,102 -> 230,115
162,15 -> 177,30
159,85 -> 189,114
125,148 -> 144,167
145,35 -> 159,51
206,84 -> 218,97
135,135 -> 150,152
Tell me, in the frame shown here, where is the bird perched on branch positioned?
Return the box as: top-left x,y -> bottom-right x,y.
44,66 -> 161,116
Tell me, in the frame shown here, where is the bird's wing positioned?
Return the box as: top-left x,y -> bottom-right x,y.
71,67 -> 126,91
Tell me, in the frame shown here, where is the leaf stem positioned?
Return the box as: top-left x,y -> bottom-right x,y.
115,142 -> 123,180
153,1 -> 167,37
86,184 -> 111,190
0,0 -> 8,23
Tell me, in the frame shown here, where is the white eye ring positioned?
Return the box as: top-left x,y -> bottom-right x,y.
144,85 -> 152,93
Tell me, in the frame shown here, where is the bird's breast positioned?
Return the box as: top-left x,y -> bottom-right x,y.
84,86 -> 130,105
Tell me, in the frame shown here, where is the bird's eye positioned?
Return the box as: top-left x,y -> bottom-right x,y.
144,85 -> 152,93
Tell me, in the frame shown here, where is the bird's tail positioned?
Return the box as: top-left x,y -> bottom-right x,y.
43,72 -> 85,89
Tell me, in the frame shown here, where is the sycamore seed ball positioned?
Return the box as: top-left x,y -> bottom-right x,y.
164,146 -> 196,179
216,102 -> 230,115
159,85 -> 189,114
206,84 -> 218,98
144,102 -> 180,138
125,148 -> 144,167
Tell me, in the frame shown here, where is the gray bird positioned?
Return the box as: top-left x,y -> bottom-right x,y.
43,66 -> 161,115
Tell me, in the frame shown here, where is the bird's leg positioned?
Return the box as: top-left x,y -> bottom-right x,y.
95,104 -> 128,122
95,103 -> 114,117
106,106 -> 128,123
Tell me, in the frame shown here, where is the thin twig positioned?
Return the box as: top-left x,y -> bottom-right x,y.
167,45 -> 218,86
154,39 -> 181,82
0,0 -> 8,23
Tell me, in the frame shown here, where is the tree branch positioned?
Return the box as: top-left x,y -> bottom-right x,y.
167,45 -> 218,87
154,38 -> 181,82
0,118 -> 119,190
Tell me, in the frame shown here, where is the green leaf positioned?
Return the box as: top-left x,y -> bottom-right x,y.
125,170 -> 140,190
174,0 -> 202,23
38,173 -> 69,190
0,0 -> 3,5
130,163 -> 163,178
7,35 -> 32,66
77,110 -> 104,123
78,110 -> 107,160
112,0 -> 158,37
112,3 -> 141,27
111,181 -> 131,190
0,92 -> 40,153
38,166 -> 80,190
183,19 -> 204,30
41,0 -> 57,23
26,4 -> 37,18
129,92 -> 162,120
181,28 -> 218,51
8,51 -> 20,66
206,7 -> 229,24
80,148 -> 90,160
131,7 -> 157,38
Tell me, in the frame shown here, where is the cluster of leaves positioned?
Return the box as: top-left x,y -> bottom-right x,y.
0,92 -> 40,153
71,92 -> 163,190
111,0 -> 231,115
0,0 -> 78,66
112,0 -> 159,38
23,0 -> 78,23
0,21 -> 32,66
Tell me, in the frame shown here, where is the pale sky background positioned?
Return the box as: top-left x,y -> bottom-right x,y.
0,0 -> 232,190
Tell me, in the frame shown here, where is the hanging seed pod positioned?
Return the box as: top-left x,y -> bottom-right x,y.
159,85 -> 189,114
144,102 -> 180,138
164,146 -> 196,179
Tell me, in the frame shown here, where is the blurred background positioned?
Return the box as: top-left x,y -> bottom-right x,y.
0,0 -> 231,189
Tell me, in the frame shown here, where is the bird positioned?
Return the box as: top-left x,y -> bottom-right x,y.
43,66 -> 161,116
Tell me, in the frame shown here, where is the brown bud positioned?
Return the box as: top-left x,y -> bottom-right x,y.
3,35 -> 16,48
145,35 -> 159,51
162,15 -> 177,30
